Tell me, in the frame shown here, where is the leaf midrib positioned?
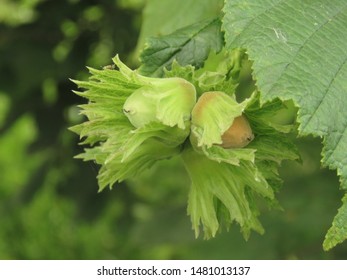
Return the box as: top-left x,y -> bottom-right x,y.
145,18 -> 220,76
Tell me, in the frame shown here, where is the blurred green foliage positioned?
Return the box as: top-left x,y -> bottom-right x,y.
0,0 -> 346,260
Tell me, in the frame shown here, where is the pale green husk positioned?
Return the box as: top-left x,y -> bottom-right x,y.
71,55 -> 300,239
71,56 -> 193,190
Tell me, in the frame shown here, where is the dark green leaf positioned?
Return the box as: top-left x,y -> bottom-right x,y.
134,0 -> 224,59
139,18 -> 224,77
223,0 -> 347,249
323,194 -> 347,250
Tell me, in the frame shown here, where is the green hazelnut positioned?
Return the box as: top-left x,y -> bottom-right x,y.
123,87 -> 157,128
123,77 -> 196,129
191,91 -> 253,148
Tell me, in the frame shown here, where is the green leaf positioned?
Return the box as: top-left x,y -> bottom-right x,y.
223,0 -> 347,249
323,194 -> 347,251
134,0 -> 224,60
139,18 -> 224,77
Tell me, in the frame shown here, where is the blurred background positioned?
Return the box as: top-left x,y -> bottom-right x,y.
0,0 -> 346,259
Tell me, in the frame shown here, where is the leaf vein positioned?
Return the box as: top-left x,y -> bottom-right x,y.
143,18 -> 220,75
301,55 -> 347,133
265,3 -> 347,96
227,0 -> 286,44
